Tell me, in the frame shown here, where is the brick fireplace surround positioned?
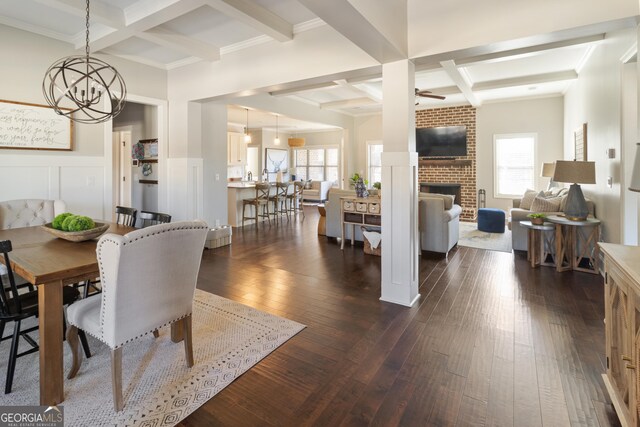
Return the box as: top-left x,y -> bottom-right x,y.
416,106 -> 477,221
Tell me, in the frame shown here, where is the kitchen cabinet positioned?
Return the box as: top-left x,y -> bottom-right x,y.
600,243 -> 640,427
227,132 -> 247,166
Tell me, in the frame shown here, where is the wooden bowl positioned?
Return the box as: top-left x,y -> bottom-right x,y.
41,222 -> 110,242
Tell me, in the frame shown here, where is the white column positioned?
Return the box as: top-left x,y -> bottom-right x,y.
380,60 -> 419,307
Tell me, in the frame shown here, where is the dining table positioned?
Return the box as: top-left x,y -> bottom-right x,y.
0,222 -> 134,405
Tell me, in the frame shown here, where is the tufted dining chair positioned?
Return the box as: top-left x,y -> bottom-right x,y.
0,199 -> 66,230
65,220 -> 209,411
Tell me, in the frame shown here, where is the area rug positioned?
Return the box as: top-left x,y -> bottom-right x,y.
0,289 -> 305,426
458,221 -> 512,253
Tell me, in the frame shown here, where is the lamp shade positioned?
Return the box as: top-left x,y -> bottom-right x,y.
288,138 -> 305,147
552,160 -> 596,184
541,162 -> 555,178
630,143 -> 640,192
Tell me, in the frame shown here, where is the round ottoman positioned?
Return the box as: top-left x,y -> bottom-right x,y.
477,208 -> 505,233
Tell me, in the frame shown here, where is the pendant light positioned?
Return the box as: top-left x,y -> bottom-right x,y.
244,108 -> 251,143
274,114 -> 280,145
42,0 -> 126,124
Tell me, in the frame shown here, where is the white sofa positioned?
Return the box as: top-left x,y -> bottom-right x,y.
302,181 -> 332,203
325,189 -> 461,255
0,199 -> 67,230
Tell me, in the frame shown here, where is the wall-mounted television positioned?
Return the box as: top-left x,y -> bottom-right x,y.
416,125 -> 467,158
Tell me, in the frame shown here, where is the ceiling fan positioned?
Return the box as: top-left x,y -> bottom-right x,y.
415,88 -> 446,104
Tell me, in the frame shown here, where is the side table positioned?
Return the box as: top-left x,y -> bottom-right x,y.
520,221 -> 555,268
317,204 -> 326,236
547,215 -> 601,274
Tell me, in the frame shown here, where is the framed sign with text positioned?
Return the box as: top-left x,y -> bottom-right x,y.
0,99 -> 73,151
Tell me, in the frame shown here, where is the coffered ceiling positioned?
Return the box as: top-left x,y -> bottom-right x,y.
0,0 -> 637,129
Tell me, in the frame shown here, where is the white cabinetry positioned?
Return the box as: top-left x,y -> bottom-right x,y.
227,132 -> 247,166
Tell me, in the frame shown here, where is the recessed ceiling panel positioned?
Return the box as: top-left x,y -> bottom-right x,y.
415,69 -> 456,89
253,0 -> 317,25
107,37 -> 188,63
0,0 -> 84,38
463,45 -> 591,83
160,6 -> 262,47
476,81 -> 570,102
103,0 -> 138,9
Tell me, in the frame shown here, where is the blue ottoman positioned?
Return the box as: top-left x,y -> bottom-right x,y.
477,208 -> 505,233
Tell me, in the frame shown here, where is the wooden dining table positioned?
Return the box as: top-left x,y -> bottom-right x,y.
0,222 -> 134,405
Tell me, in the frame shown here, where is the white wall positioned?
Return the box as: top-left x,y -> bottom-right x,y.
0,24 -> 167,220
564,27 -> 637,244
622,61 -> 638,244
201,103 -> 228,227
476,97 -> 565,212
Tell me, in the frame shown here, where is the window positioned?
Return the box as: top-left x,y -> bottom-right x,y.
494,134 -> 536,198
294,146 -> 340,186
367,142 -> 383,187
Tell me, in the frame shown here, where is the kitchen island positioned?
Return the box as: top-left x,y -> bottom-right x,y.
227,182 -> 265,227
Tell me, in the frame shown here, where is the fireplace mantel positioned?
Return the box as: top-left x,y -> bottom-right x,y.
419,159 -> 472,167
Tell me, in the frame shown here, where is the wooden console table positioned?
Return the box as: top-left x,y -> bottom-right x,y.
340,197 -> 381,250
547,215 -> 601,274
600,243 -> 640,427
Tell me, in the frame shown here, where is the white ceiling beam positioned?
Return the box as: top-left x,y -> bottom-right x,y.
269,82 -> 338,97
202,0 -> 292,42
298,0 -> 406,63
320,97 -> 376,109
455,34 -> 605,67
85,0 -> 202,52
34,0 -> 125,28
440,60 -> 480,107
138,27 -> 220,61
472,70 -> 578,92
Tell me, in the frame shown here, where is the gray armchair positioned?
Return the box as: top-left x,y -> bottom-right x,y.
419,194 -> 462,256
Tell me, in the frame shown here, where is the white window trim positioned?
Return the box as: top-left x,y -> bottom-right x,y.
366,140 -> 383,187
294,145 -> 341,185
493,133 -> 537,199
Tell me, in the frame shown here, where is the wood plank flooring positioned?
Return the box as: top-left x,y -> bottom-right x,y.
179,207 -> 620,426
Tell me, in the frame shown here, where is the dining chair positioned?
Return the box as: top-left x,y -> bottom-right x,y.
242,183 -> 271,227
287,182 -> 305,219
115,206 -> 137,227
138,211 -> 171,228
66,221 -> 209,411
0,240 -> 91,393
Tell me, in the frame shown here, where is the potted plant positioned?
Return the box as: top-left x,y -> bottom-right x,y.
527,213 -> 547,225
349,172 -> 368,188
373,181 -> 381,197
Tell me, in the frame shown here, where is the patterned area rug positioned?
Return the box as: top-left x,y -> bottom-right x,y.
458,221 -> 512,253
0,290 -> 305,426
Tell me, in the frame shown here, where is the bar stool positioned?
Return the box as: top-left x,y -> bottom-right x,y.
242,183 -> 271,227
287,181 -> 305,218
269,182 -> 290,220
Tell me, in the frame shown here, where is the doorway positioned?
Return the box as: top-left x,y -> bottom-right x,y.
113,129 -> 132,207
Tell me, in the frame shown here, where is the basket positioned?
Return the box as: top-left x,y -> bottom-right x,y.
41,222 -> 109,242
205,226 -> 232,249
361,226 -> 381,256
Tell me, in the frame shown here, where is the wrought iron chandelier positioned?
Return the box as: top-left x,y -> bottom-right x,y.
42,0 -> 126,124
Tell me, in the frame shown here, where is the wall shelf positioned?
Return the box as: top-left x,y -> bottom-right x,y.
139,179 -> 158,184
139,158 -> 158,163
139,138 -> 158,144
419,159 -> 472,167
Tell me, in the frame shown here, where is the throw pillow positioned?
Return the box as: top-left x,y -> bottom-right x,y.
304,180 -> 312,189
520,189 -> 542,210
530,196 -> 562,213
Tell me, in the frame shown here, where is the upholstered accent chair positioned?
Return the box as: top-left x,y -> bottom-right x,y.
0,199 -> 66,230
65,220 -> 209,411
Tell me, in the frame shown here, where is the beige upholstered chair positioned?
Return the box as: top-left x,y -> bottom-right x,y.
65,220 -> 209,411
0,199 -> 66,230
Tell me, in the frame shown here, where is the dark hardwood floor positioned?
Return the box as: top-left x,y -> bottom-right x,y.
180,207 -> 620,426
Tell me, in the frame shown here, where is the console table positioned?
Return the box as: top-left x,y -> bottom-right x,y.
599,243 -> 640,427
547,215 -> 601,274
340,197 -> 381,250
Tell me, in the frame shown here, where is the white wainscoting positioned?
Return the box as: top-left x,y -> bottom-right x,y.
166,158 -> 204,223
0,155 -> 109,220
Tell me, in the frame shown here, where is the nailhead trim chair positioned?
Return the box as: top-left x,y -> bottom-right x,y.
65,220 -> 209,411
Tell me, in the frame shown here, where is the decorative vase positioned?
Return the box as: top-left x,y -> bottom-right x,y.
355,178 -> 368,198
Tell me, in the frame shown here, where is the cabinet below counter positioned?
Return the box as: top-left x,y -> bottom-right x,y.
227,184 -> 264,227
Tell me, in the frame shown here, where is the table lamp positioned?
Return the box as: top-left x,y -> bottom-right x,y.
630,143 -> 640,193
541,162 -> 558,190
552,160 -> 595,220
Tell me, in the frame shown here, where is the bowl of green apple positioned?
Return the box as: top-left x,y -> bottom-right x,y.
42,213 -> 109,242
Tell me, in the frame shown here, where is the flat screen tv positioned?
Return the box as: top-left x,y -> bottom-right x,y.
416,125 -> 467,158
